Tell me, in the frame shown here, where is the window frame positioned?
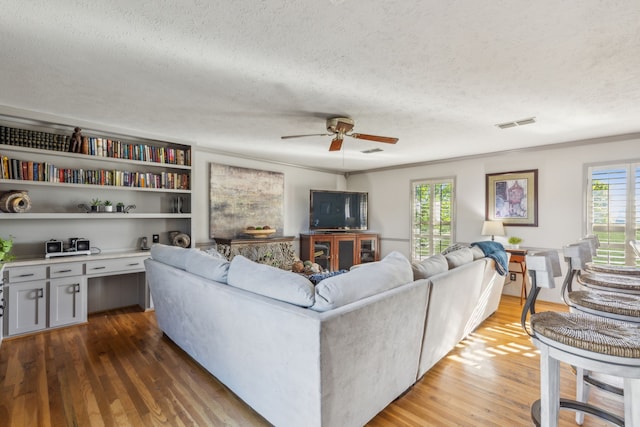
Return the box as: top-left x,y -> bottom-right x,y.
410,176 -> 456,261
584,160 -> 640,266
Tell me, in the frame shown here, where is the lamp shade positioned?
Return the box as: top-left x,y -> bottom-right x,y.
481,221 -> 505,240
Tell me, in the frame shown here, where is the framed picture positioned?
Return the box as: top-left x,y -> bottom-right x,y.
209,163 -> 284,238
485,169 -> 538,226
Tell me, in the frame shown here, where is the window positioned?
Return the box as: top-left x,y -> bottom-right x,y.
411,178 -> 455,260
586,162 -> 640,266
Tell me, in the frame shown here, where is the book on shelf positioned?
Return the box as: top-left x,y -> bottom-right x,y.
0,151 -> 190,190
0,124 -> 192,168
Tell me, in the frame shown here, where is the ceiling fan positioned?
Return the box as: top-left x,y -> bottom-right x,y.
281,117 -> 399,151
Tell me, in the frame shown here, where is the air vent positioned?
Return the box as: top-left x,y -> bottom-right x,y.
361,148 -> 383,154
496,117 -> 536,129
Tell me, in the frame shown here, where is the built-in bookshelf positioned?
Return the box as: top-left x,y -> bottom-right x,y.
1,147 -> 189,190
0,124 -> 191,166
0,115 -> 194,257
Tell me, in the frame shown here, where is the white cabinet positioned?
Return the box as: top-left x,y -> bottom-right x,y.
3,252 -> 149,337
4,265 -> 48,335
7,279 -> 47,336
48,262 -> 87,327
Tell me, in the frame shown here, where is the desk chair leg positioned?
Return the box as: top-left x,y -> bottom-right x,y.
540,346 -> 561,426
626,378 -> 640,426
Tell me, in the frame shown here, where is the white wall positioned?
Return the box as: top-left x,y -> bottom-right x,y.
192,147 -> 346,253
346,135 -> 640,302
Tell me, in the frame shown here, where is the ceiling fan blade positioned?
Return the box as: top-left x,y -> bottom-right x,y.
329,137 -> 343,151
349,133 -> 399,144
281,133 -> 332,139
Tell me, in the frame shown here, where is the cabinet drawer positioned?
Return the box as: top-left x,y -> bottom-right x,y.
5,265 -> 47,283
85,257 -> 148,276
49,262 -> 83,278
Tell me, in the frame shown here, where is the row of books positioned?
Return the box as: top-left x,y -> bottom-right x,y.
1,154 -> 190,190
0,125 -> 191,166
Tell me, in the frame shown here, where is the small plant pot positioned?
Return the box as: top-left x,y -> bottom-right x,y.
91,205 -> 100,212
104,205 -> 113,212
116,206 -> 125,213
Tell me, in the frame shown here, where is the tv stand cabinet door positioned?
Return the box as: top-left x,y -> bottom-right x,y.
356,234 -> 380,264
335,234 -> 357,271
301,235 -> 334,271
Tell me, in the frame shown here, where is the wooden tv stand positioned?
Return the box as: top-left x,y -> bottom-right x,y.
299,232 -> 380,271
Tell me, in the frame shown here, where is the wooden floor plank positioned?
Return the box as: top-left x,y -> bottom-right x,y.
0,296 -> 624,426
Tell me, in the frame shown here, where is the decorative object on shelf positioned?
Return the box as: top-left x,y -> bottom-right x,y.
103,200 -> 113,212
481,220 -> 505,241
486,169 -> 538,226
123,204 -> 136,213
244,226 -> 276,238
116,202 -> 125,213
170,231 -> 191,248
139,236 -> 150,251
90,198 -> 102,212
508,236 -> 523,249
173,196 -> 184,213
69,127 -> 83,153
0,190 -> 32,213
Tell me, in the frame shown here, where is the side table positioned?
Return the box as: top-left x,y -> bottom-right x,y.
506,248 -> 529,304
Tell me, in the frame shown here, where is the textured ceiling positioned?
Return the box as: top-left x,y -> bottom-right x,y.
1,1 -> 639,172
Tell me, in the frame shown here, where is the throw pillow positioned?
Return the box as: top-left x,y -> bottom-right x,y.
185,249 -> 230,283
441,242 -> 470,255
310,251 -> 413,312
470,245 -> 485,260
227,255 -> 315,307
150,243 -> 196,270
444,247 -> 474,269
412,253 -> 448,280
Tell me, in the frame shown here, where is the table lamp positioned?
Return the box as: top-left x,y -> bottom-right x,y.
482,220 -> 505,241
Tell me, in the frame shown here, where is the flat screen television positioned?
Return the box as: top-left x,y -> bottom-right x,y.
309,190 -> 368,231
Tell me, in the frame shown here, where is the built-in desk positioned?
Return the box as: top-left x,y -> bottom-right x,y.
2,250 -> 151,337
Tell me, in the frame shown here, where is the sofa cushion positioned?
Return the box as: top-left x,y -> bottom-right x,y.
227,255 -> 315,307
311,251 -> 413,312
412,253 -> 448,280
185,249 -> 230,283
444,247 -> 474,269
150,244 -> 195,270
470,245 -> 485,260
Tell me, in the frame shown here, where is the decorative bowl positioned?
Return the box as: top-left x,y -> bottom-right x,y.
244,228 -> 276,238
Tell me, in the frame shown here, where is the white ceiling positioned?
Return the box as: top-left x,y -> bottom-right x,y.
1,1 -> 639,173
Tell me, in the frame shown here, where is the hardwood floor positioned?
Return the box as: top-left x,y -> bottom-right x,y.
0,296 -> 623,426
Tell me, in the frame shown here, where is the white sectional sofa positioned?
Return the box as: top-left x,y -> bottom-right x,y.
144,243 -> 505,427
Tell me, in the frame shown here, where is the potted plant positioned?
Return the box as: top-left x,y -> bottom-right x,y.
1,235 -> 15,275
90,198 -> 102,212
103,200 -> 113,212
116,202 -> 125,213
508,236 -> 523,249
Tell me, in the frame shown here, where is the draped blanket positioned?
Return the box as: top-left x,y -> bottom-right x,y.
471,241 -> 508,276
